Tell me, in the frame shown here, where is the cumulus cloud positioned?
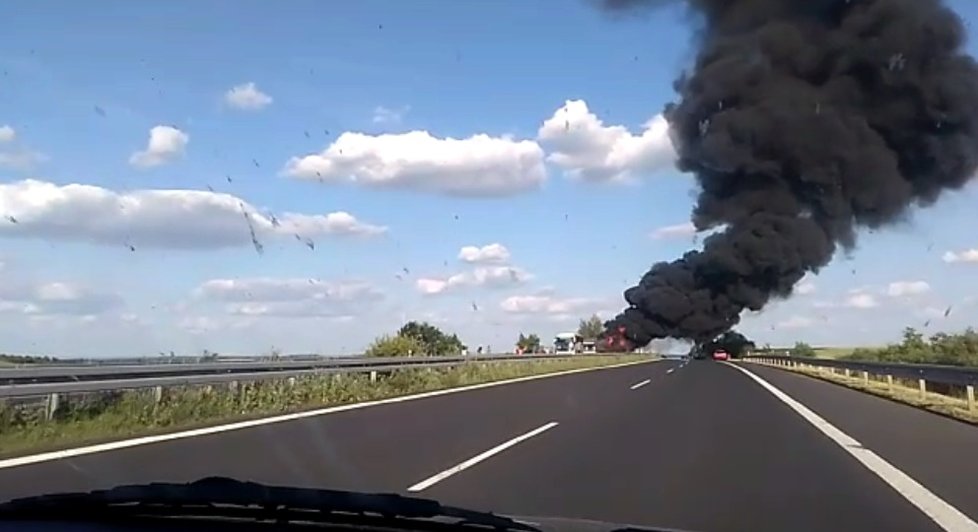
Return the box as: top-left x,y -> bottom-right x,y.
650,222 -> 696,240
500,294 -> 596,315
282,130 -> 546,197
416,266 -> 531,295
886,280 -> 931,297
943,249 -> 978,263
915,306 -> 949,320
0,149 -> 47,171
844,293 -> 879,309
195,277 -> 383,318
224,82 -> 273,110
0,126 -> 46,170
458,243 -> 511,264
178,315 -> 235,335
795,281 -> 816,295
0,280 -> 123,316
372,105 -> 410,124
777,315 -> 814,329
129,125 -> 188,168
0,179 -> 387,249
537,99 -> 675,182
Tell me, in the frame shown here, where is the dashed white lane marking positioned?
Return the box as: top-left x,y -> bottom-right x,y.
726,362 -> 978,532
666,368 -> 675,374
407,422 -> 559,492
0,360 -> 654,470
629,379 -> 651,390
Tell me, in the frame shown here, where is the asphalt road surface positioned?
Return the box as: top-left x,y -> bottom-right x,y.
1,359 -> 977,532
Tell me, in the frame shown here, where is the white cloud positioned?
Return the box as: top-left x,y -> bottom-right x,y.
500,294 -> 596,315
197,277 -> 382,302
777,315 -> 814,329
0,149 -> 46,171
0,279 -> 123,316
178,315 -> 225,335
129,125 -> 188,168
372,105 -> 410,124
0,179 -> 387,249
537,99 -> 675,182
943,249 -> 978,263
0,125 -> 15,143
844,293 -> 879,309
650,222 -> 696,240
195,277 -> 383,318
282,130 -> 546,197
416,266 -> 531,295
795,281 -> 816,295
458,243 -> 511,264
0,125 -> 46,170
916,306 -> 946,319
886,280 -> 930,297
224,82 -> 273,110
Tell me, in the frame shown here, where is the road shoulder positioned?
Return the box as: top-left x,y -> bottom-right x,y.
739,362 -> 978,525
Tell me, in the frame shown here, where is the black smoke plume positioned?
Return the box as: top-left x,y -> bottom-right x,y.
601,0 -> 978,347
697,331 -> 755,358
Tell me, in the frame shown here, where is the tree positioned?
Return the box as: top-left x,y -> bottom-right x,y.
792,341 -> 816,357
397,321 -> 464,356
516,333 -> 541,352
365,334 -> 426,357
577,314 -> 604,340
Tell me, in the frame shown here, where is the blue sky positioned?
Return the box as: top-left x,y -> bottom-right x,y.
1,0 -> 978,357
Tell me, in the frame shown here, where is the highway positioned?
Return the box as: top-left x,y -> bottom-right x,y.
1,360 -> 977,531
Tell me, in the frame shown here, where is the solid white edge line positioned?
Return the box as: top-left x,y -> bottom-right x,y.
629,379 -> 652,390
0,359 -> 656,470
724,362 -> 978,532
407,421 -> 559,492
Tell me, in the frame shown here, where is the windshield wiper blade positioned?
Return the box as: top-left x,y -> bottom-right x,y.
0,476 -> 540,531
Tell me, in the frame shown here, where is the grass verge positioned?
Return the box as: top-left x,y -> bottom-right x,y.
746,360 -> 978,424
0,355 -> 650,458
812,347 -> 860,359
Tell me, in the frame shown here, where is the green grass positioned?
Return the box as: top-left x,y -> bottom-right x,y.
812,347 -> 860,359
0,355 -> 650,458
748,359 -> 978,424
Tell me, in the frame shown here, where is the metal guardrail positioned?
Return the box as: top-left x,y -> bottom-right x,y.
0,354 -> 561,386
0,354 -> 626,399
743,355 -> 978,387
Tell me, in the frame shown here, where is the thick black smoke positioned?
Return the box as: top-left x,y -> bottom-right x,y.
602,0 -> 978,346
697,331 -> 755,358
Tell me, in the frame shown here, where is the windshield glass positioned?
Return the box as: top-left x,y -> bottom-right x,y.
3,1 -> 978,531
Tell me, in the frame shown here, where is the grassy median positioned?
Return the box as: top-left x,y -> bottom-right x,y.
747,360 -> 978,424
0,355 -> 650,458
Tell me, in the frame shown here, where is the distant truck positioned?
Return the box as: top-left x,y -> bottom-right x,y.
553,332 -> 583,355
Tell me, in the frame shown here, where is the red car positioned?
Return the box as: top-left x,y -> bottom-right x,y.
712,349 -> 730,361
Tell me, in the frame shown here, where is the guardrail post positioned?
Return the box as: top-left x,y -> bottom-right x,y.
46,392 -> 60,421
370,371 -> 377,383
967,385 -> 975,412
918,379 -> 927,399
